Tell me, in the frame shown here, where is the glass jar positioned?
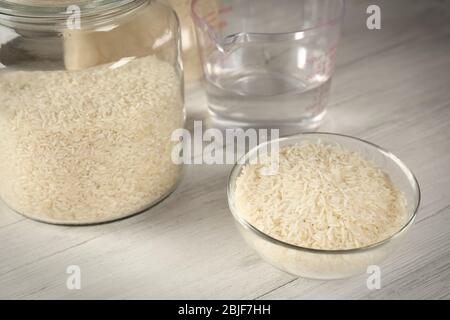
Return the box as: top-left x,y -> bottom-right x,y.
165,0 -> 202,82
0,0 -> 185,225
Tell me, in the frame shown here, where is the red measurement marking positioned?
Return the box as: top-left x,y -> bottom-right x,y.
204,10 -> 216,19
306,43 -> 339,82
216,20 -> 227,29
204,5 -> 232,19
218,5 -> 232,15
203,5 -> 233,28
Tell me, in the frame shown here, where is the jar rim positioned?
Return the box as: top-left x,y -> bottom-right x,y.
0,0 -> 148,29
0,0 -> 138,16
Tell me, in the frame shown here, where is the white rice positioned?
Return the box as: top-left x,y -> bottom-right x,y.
0,55 -> 183,223
235,141 -> 407,250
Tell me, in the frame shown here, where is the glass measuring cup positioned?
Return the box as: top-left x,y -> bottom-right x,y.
192,0 -> 344,135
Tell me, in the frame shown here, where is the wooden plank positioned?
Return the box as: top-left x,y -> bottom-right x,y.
0,202 -> 25,229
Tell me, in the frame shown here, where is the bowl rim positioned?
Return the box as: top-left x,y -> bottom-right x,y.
227,132 -> 421,255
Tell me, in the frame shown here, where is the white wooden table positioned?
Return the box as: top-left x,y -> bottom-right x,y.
1,0 -> 449,299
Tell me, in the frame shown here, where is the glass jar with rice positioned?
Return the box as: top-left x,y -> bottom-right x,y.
0,0 -> 185,224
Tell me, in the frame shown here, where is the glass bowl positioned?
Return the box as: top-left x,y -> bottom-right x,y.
227,133 -> 421,279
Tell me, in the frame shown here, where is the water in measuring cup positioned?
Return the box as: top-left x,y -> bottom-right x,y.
205,54 -> 332,135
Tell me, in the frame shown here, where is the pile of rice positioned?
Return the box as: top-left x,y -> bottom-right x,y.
0,55 -> 183,223
234,141 -> 407,250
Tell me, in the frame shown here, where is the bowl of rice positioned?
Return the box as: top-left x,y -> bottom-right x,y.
227,133 -> 420,279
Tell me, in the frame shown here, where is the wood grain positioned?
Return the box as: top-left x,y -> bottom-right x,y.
0,0 -> 449,299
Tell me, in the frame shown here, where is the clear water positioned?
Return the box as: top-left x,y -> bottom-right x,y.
205,69 -> 332,136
